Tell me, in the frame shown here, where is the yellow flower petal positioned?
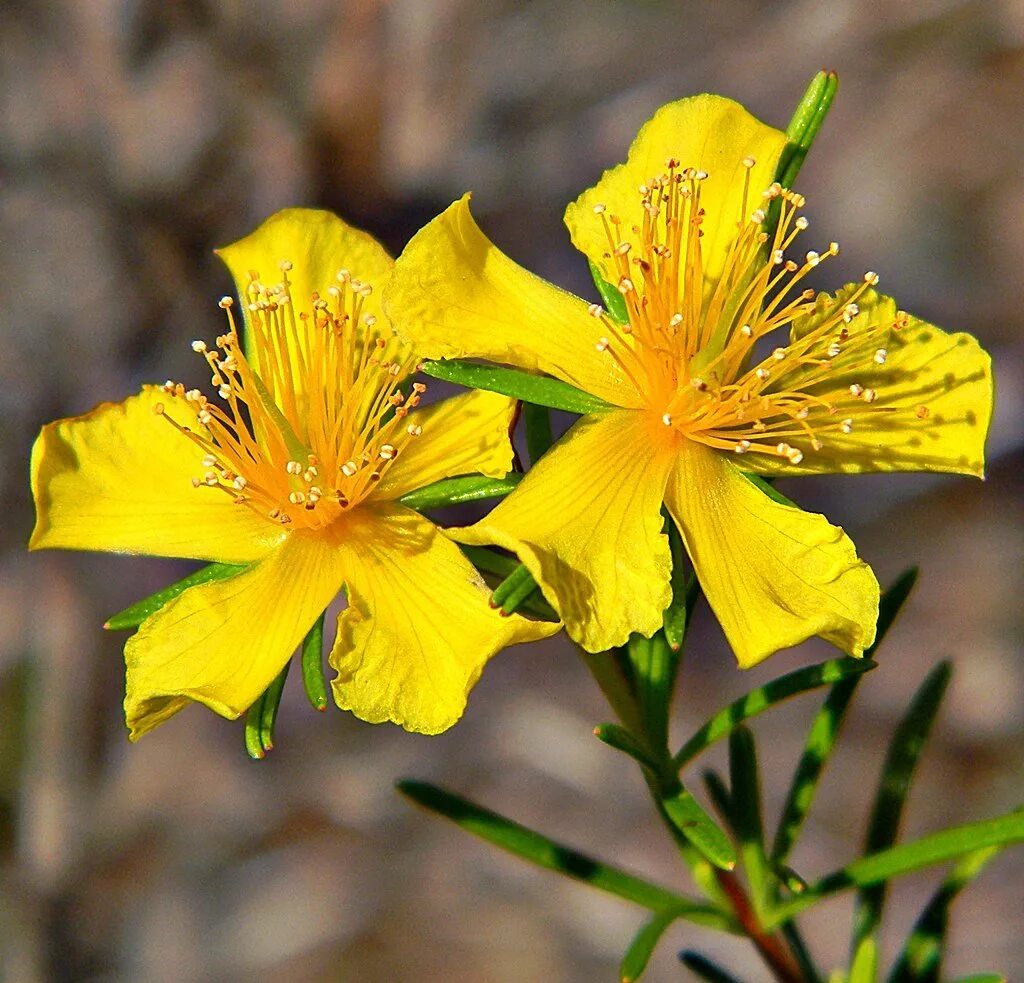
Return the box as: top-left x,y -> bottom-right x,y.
748,288 -> 992,478
124,528 -> 345,738
384,194 -> 642,409
372,390 -> 517,502
565,95 -> 786,294
329,504 -> 559,734
30,387 -> 285,563
665,442 -> 879,668
450,410 -> 674,653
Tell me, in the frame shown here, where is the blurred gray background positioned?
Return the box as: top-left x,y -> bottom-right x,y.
1,1 -> 1022,980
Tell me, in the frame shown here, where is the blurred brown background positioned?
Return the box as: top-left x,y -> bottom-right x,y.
2,1 -> 1022,980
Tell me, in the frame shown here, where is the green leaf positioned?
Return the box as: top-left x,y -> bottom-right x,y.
886,845 -> 1000,983
588,259 -> 630,325
396,781 -> 732,929
776,70 -> 839,190
772,570 -> 919,863
300,612 -> 328,712
948,976 -> 1005,983
619,908 -> 680,982
627,632 -> 676,754
702,769 -> 733,828
728,728 -> 777,927
523,402 -> 555,462
674,657 -> 876,770
662,786 -> 736,871
678,951 -> 745,983
459,546 -> 558,621
490,562 -> 542,616
594,722 -> 661,772
852,662 -> 952,951
104,562 -> 246,630
765,809 -> 1024,928
244,659 -> 290,759
848,937 -> 878,983
398,472 -> 522,510
420,359 -> 611,415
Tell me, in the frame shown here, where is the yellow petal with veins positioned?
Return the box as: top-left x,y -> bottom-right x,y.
665,442 -> 879,668
565,95 -> 786,297
124,527 -> 345,738
372,389 -> 517,502
745,287 -> 993,478
384,195 -> 643,409
30,386 -> 285,563
450,409 -> 675,653
329,504 -> 559,734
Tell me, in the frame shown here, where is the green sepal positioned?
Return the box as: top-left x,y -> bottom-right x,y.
105,562 -> 246,630
398,472 -> 522,511
674,656 -> 876,770
420,359 -> 611,415
244,659 -> 291,759
588,259 -> 630,325
300,611 -> 328,712
776,70 -> 839,190
619,908 -> 681,983
661,786 -> 736,871
852,661 -> 952,953
458,546 -> 557,621
771,569 -> 919,863
395,780 -> 731,929
765,809 -> 1024,928
490,562 -> 541,616
678,951 -> 745,983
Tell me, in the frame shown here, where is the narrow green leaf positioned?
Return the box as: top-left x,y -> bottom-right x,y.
300,612 -> 328,712
523,402 -> 555,462
776,70 -> 839,190
104,562 -> 246,630
398,472 -> 522,510
594,722 -> 661,772
729,727 -> 772,918
674,657 -> 876,770
459,546 -> 558,621
765,809 -> 1024,928
948,975 -> 1005,983
490,562 -> 543,617
852,662 -> 952,950
258,659 -> 291,753
848,937 -> 878,983
588,259 -> 630,325
396,781 -> 732,929
627,632 -> 676,754
420,359 -> 610,414
580,648 -> 648,742
244,698 -> 266,760
772,570 -> 919,862
702,769 -> 732,828
662,517 -> 695,652
886,846 -> 1000,983
678,951 -> 745,983
662,786 -> 736,871
619,908 -> 679,982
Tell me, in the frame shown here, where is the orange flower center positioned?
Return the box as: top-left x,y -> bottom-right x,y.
588,160 -> 908,465
154,264 -> 424,530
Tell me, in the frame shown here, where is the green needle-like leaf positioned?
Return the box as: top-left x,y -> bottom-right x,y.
776,70 -> 839,190
594,722 -> 661,772
459,546 -> 558,621
765,810 -> 1024,928
398,472 -> 523,510
662,517 -> 697,652
420,359 -> 611,415
772,569 -> 919,863
728,727 -> 772,916
674,657 -> 876,770
523,402 -> 555,462
702,769 -> 733,828
396,781 -> 732,929
588,259 -> 630,325
490,562 -> 542,616
619,908 -> 680,982
300,612 -> 328,711
848,937 -> 878,983
887,846 -> 1001,983
104,562 -> 246,630
627,632 -> 676,754
852,661 -> 952,952
678,951 -> 745,983
662,786 -> 736,871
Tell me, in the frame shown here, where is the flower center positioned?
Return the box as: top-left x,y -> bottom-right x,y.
154,263 -> 424,530
587,159 -> 907,465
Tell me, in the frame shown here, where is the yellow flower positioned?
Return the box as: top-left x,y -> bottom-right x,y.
30,208 -> 557,738
383,95 -> 993,666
